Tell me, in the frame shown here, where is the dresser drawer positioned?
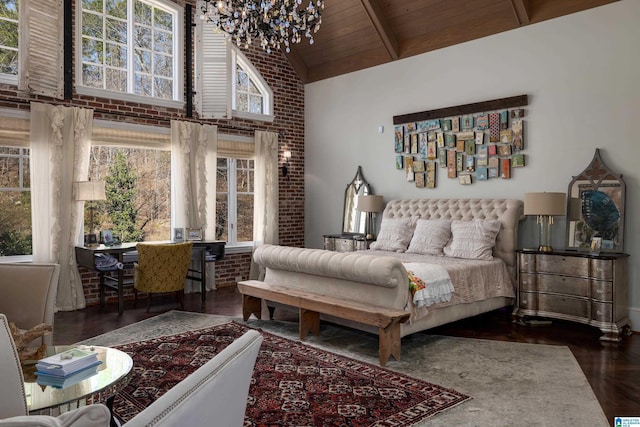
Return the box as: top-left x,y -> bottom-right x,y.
591,302 -> 613,323
590,259 -> 613,281
591,281 -> 613,302
536,254 -> 589,276
520,273 -> 590,298
519,292 -> 589,319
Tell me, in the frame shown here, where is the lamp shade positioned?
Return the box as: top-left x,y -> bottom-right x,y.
524,192 -> 566,216
356,195 -> 384,213
75,181 -> 107,201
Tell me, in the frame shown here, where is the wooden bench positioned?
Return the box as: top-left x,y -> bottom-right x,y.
237,280 -> 411,366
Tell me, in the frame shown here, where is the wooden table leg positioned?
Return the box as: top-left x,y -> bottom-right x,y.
299,308 -> 320,340
378,321 -> 402,367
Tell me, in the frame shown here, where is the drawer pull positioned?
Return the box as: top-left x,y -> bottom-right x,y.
597,310 -> 603,316
597,267 -> 604,273
596,289 -> 604,294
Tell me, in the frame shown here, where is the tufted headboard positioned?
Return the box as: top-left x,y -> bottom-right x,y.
383,199 -> 524,270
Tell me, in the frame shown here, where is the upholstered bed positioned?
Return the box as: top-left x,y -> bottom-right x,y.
253,198 -> 524,338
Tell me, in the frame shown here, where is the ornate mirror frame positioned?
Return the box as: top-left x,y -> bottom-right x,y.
342,166 -> 372,235
566,149 -> 625,252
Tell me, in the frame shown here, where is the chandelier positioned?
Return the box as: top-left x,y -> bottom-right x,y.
200,0 -> 324,54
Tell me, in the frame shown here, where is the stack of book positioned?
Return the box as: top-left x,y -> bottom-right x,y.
35,347 -> 102,388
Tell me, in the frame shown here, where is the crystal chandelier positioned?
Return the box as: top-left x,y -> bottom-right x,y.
200,0 -> 324,54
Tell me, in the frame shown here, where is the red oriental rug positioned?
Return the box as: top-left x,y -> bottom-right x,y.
112,321 -> 470,426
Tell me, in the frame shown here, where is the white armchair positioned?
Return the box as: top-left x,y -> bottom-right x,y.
0,313 -> 263,427
0,262 -> 59,347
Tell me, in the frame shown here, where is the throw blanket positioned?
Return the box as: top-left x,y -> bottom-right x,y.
404,262 -> 454,308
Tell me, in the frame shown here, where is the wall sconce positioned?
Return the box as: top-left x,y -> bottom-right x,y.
524,192 -> 566,252
282,150 -> 292,180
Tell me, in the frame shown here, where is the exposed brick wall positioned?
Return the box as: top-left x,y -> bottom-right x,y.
0,0 -> 304,307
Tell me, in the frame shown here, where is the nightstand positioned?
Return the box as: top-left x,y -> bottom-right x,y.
513,249 -> 630,341
322,234 -> 373,252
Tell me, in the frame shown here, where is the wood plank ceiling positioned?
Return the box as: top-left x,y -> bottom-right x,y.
286,0 -> 620,83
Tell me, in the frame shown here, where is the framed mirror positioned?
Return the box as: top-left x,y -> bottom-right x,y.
342,166 -> 372,235
566,149 -> 625,252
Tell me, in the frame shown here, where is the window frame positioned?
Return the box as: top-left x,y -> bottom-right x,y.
230,47 -> 274,123
75,0 -> 185,109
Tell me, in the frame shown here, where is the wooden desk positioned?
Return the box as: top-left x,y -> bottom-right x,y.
75,241 -> 225,315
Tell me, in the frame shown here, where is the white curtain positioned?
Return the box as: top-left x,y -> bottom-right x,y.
250,130 -> 279,280
30,102 -> 94,311
170,120 -> 218,292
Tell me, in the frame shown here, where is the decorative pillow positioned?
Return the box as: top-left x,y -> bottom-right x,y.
443,219 -> 501,260
407,219 -> 452,255
369,217 -> 415,252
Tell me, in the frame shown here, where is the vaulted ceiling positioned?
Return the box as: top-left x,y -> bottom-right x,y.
285,0 -> 620,83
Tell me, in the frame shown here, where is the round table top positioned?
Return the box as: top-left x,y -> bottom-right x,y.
24,345 -> 133,414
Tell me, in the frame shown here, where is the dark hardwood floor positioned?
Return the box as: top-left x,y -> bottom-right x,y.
54,287 -> 639,425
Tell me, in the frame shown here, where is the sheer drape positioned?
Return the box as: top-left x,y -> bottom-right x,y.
250,130 -> 279,280
30,102 -> 93,311
170,120 -> 218,292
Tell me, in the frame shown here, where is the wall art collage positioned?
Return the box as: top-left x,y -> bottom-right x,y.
393,107 -> 526,188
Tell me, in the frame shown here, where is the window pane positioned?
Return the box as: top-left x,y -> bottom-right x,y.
0,144 -> 32,257
82,12 -> 103,38
153,30 -> 172,54
89,146 -> 171,242
134,49 -> 151,72
134,73 -> 152,96
237,69 -> 248,91
215,194 -> 228,241
237,93 -> 248,112
134,1 -> 152,26
153,77 -> 172,99
134,25 -> 152,50
216,159 -> 228,192
249,95 -> 263,114
154,8 -> 172,31
0,20 -> 18,48
106,17 -> 127,44
105,0 -> 127,19
105,42 -> 126,67
82,38 -> 104,64
0,155 -> 19,187
83,0 -> 103,13
0,48 -> 17,75
82,64 -> 104,88
153,53 -> 172,77
106,68 -> 127,92
236,194 -> 253,242
0,1 -> 18,19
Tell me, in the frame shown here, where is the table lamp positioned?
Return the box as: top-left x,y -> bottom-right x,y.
356,195 -> 384,240
76,181 -> 107,247
524,192 -> 566,252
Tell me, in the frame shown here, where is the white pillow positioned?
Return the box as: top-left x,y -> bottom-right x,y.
443,219 -> 501,260
369,217 -> 415,252
407,219 -> 452,255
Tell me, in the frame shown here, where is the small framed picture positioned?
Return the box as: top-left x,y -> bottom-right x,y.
590,237 -> 602,255
187,227 -> 203,241
101,230 -> 113,246
173,227 -> 185,242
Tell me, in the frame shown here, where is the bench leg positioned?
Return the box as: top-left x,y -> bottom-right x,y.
243,295 -> 262,321
378,321 -> 402,367
299,308 -> 320,340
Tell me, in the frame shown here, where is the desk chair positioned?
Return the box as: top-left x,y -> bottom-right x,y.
133,242 -> 193,312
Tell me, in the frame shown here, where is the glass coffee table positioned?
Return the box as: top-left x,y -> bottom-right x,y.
24,345 -> 133,423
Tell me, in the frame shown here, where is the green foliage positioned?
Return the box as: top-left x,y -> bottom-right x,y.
105,151 -> 144,242
0,229 -> 31,256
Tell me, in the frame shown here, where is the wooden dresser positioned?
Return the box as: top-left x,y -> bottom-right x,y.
513,249 -> 630,341
322,234 -> 373,252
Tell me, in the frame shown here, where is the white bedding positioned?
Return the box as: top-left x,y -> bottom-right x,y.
404,262 -> 454,307
360,249 -> 515,321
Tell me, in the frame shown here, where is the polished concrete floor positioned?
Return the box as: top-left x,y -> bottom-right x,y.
54,286 -> 640,424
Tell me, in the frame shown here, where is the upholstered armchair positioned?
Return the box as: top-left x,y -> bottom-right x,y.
0,312 -> 264,427
133,242 -> 193,312
0,263 -> 59,347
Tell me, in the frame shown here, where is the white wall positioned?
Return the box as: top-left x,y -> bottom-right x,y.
304,0 -> 640,329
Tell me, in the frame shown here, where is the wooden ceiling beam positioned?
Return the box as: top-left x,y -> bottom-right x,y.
509,0 -> 531,25
360,0 -> 399,60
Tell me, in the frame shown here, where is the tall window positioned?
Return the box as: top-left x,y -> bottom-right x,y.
216,158 -> 254,244
231,50 -> 273,120
88,146 -> 171,242
0,0 -> 19,84
0,146 -> 31,256
235,64 -> 263,115
79,0 -> 182,102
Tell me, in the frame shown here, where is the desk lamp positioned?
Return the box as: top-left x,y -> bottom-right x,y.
524,192 -> 566,252
76,181 -> 106,247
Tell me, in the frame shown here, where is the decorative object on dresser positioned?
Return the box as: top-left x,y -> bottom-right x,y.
523,192 -> 566,252
356,194 -> 384,239
566,148 -> 625,252
513,249 -> 630,341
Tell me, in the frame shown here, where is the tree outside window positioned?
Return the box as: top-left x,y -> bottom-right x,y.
216,157 -> 254,244
0,146 -> 31,256
0,0 -> 19,79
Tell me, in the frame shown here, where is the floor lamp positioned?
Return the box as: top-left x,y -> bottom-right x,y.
356,195 -> 384,240
76,181 -> 107,247
524,192 -> 566,252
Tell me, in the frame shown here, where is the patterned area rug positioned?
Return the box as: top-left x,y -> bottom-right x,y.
111,321 -> 470,426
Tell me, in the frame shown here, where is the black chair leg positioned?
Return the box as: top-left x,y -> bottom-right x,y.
146,294 -> 152,313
